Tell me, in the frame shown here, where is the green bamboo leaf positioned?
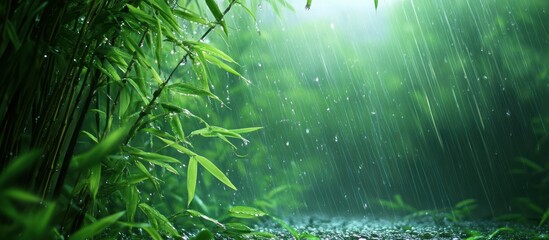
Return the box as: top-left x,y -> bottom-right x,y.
134,160 -> 160,190
185,41 -> 236,63
374,0 -> 379,10
235,1 -> 256,20
305,0 -> 312,10
142,225 -> 163,240
89,164 -> 101,200
540,207 -> 549,226
0,150 -> 41,186
160,102 -> 183,113
228,206 -> 266,219
157,136 -> 195,156
205,0 -> 228,35
187,157 -> 198,206
149,64 -> 164,85
202,54 -> 248,83
194,49 -> 210,91
4,188 -> 41,203
487,227 -> 514,240
70,211 -> 125,240
104,60 -> 122,81
169,115 -> 185,141
138,203 -> 181,237
126,185 -> 140,222
173,9 -> 209,25
126,4 -> 156,26
142,127 -> 177,140
119,88 -> 131,117
185,209 -> 224,228
167,83 -> 222,103
195,155 -> 236,190
123,146 -> 181,164
71,127 -> 129,170
230,127 -> 263,134
455,199 -> 477,209
271,216 -> 299,238
155,15 -> 162,68
80,131 -> 98,143
5,20 -> 21,49
146,0 -> 180,31
516,157 -> 544,172
142,159 -> 180,175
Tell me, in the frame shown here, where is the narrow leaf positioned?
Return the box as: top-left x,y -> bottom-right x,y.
4,188 -> 41,203
71,127 -> 129,170
187,157 -> 198,206
228,206 -> 266,219
169,115 -> 185,141
540,207 -> 549,226
195,155 -> 236,190
205,0 -> 228,35
173,9 -> 209,25
138,203 -> 181,237
185,209 -> 224,228
70,211 -> 125,240
0,150 -> 41,186
89,164 -> 101,200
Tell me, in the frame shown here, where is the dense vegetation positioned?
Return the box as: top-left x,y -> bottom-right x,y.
1,0 -> 548,239
0,0 -> 329,238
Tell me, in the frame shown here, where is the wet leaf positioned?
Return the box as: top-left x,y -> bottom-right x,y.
272,216 -> 299,238
185,209 -> 224,228
125,185 -> 140,222
374,0 -> 379,10
139,203 -> 181,237
195,155 -> 236,190
169,115 -> 185,141
89,164 -> 101,200
70,211 -> 125,240
187,157 -> 198,206
228,206 -> 266,218
126,4 -> 156,26
71,127 -> 128,171
0,150 -> 41,186
173,9 -> 209,25
205,0 -> 228,35
167,82 -> 220,101
134,160 -> 159,190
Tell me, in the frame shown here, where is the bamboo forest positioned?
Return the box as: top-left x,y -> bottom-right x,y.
1,0 -> 549,239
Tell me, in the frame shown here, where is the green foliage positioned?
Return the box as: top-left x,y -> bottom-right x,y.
0,0 -> 310,238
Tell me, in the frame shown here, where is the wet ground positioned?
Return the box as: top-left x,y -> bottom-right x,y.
253,215 -> 549,240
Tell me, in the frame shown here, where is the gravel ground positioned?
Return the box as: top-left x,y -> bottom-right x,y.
252,215 -> 549,240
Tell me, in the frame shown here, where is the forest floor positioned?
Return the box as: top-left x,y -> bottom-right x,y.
253,215 -> 549,240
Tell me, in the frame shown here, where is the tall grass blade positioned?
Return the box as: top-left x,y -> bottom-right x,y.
69,211 -> 125,240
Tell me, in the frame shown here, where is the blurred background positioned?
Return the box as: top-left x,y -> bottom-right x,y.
189,0 -> 549,218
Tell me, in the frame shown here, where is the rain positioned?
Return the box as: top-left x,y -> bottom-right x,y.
1,0 -> 548,238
